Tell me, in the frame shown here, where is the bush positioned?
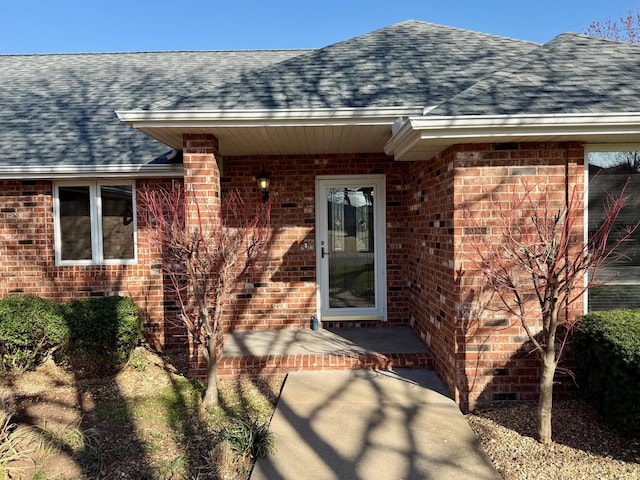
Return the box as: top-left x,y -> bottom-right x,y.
62,296 -> 142,373
0,295 -> 67,373
574,310 -> 640,437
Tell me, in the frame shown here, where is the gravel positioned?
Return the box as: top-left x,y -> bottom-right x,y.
467,400 -> 640,480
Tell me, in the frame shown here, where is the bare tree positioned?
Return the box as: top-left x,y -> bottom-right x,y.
587,10 -> 640,43
139,181 -> 271,408
465,179 -> 637,444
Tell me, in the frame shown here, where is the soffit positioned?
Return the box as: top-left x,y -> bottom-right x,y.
138,124 -> 394,156
117,107 -> 426,157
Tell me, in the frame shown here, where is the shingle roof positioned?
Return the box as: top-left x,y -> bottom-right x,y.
2,20 -> 640,169
0,49 -> 309,167
162,20 -> 538,110
428,33 -> 640,116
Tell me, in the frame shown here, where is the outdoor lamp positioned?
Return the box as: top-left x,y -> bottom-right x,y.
256,168 -> 271,203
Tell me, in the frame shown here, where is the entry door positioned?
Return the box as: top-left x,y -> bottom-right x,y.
316,176 -> 386,322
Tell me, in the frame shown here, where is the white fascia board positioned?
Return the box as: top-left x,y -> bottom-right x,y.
116,106 -> 427,129
385,112 -> 640,159
0,163 -> 183,180
408,112 -> 640,138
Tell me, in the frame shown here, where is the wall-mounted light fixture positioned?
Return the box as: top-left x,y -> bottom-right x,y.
256,167 -> 271,203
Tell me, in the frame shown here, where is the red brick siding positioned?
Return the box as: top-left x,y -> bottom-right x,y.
0,178 -> 183,351
405,142 -> 585,409
405,149 -> 459,401
183,133 -> 221,226
1,138 -> 588,409
220,153 -> 410,331
0,148 -> 412,375
182,134 -> 223,377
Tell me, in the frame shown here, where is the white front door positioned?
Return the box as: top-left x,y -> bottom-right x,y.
315,175 -> 387,322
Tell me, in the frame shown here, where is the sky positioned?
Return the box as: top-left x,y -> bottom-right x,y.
2,0 -> 640,54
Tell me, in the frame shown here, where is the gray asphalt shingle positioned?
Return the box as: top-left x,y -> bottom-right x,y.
2,20 -> 640,169
428,33 -> 640,115
0,50 -> 309,167
164,20 -> 538,110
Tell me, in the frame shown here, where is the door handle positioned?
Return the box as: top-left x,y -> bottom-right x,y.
321,246 -> 329,259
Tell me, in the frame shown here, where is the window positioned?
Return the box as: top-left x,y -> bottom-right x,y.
54,182 -> 137,265
587,150 -> 640,311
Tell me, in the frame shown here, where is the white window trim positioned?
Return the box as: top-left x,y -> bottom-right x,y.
53,180 -> 138,266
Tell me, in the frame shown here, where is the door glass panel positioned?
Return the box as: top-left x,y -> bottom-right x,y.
327,187 -> 375,308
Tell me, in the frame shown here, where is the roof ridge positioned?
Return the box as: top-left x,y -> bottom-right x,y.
576,31 -> 640,47
145,21 -> 417,111
147,22 -> 415,110
0,48 -> 314,58
398,19 -> 541,45
323,19 -> 540,50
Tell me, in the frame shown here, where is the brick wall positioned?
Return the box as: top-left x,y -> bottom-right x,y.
220,152 -> 410,331
0,140 -> 588,406
0,149 -> 410,361
405,148 -> 458,400
406,141 -> 585,410
180,147 -> 412,377
182,134 -> 222,377
0,177 -> 183,351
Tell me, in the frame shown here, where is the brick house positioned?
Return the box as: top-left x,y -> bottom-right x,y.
1,21 -> 639,409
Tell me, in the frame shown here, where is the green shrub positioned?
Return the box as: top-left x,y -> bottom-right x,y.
62,296 -> 142,373
574,310 -> 640,437
0,295 -> 67,373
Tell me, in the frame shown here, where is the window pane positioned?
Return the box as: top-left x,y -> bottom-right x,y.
101,185 -> 134,260
59,186 -> 92,261
588,152 -> 640,310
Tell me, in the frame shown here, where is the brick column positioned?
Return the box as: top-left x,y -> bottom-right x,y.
182,133 -> 221,378
183,133 -> 221,227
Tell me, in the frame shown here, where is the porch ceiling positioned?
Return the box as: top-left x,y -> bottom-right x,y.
137,124 -> 394,156
116,107 -> 425,157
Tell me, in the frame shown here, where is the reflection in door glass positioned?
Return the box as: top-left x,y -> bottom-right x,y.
327,187 -> 375,308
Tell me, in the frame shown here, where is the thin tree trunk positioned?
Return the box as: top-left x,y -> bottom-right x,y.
538,343 -> 556,445
201,338 -> 219,409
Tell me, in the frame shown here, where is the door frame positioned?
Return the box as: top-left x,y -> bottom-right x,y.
315,175 -> 387,322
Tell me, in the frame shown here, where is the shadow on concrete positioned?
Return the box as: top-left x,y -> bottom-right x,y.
251,369 -> 500,480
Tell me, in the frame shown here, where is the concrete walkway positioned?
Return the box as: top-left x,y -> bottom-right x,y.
251,370 -> 500,480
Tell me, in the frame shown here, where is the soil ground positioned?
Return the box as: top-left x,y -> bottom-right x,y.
467,401 -> 640,480
3,350 -> 639,479
1,347 -> 282,479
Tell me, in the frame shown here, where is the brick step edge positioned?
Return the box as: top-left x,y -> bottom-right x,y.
216,352 -> 434,378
